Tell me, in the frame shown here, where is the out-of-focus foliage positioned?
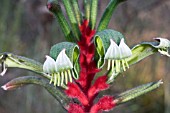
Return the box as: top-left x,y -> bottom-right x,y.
0,0 -> 169,113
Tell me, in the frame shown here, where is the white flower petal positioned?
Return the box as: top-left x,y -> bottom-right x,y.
104,39 -> 120,59
43,55 -> 56,74
154,37 -> 170,48
119,39 -> 132,59
158,49 -> 170,57
55,49 -> 73,72
1,85 -> 7,90
0,68 -> 7,76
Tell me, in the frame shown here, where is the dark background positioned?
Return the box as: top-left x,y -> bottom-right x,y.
0,0 -> 170,113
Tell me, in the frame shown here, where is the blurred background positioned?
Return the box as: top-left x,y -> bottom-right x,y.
0,0 -> 169,113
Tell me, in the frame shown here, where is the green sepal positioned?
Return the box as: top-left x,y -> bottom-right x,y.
114,80 -> 163,105
98,0 -> 126,31
127,38 -> 170,66
94,29 -> 125,68
0,53 -> 48,78
2,76 -> 71,110
50,42 -> 80,79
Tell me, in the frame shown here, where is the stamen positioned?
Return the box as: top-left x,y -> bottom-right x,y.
122,60 -> 126,71
115,60 -> 118,73
61,71 -> 64,86
118,60 -> 120,72
64,71 -> 68,84
111,60 -> 114,71
107,59 -> 111,70
68,70 -> 72,83
125,59 -> 129,69
50,74 -> 54,84
115,60 -> 120,73
57,73 -> 60,86
54,73 -> 57,86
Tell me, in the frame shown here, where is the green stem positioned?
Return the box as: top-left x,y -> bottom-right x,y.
84,0 -> 91,21
71,0 -> 82,25
62,0 -> 80,40
47,0 -> 74,42
90,0 -> 98,29
97,0 -> 126,31
114,80 -> 163,105
2,76 -> 71,110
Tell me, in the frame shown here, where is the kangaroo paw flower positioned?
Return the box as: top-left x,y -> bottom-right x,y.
105,39 -> 132,73
43,49 -> 75,87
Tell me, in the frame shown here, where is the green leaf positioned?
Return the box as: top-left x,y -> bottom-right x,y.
90,0 -> 98,29
114,80 -> 163,105
50,42 -> 80,79
98,0 -> 126,31
0,53 -> 49,78
1,76 -> 71,110
127,38 -> 170,66
62,0 -> 80,40
47,0 -> 74,42
94,29 -> 125,68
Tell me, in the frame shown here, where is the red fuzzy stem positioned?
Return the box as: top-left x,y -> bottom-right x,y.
65,20 -> 104,112
77,20 -> 98,91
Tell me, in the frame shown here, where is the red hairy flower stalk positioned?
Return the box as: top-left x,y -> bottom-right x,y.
65,20 -> 110,112
77,20 -> 99,90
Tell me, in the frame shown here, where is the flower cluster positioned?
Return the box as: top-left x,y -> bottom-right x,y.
43,49 -> 75,87
0,0 -> 170,113
105,38 -> 132,72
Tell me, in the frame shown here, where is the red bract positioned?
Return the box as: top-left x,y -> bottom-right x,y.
65,20 -> 115,112
67,103 -> 85,113
88,75 -> 109,99
90,96 -> 116,113
65,83 -> 89,106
